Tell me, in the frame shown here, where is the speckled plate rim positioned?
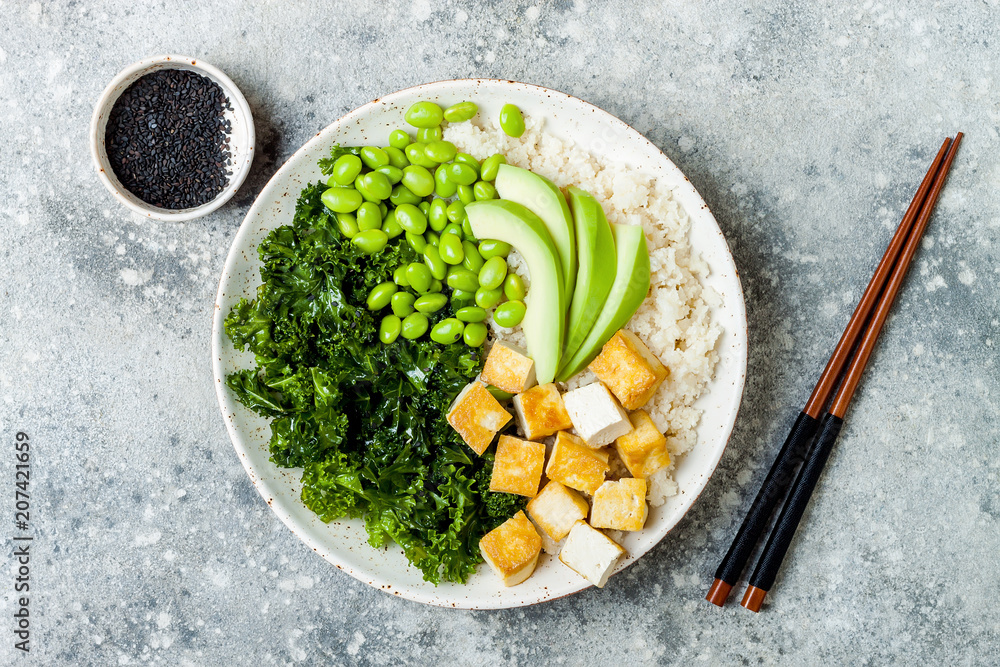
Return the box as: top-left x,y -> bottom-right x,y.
212,79 -> 747,609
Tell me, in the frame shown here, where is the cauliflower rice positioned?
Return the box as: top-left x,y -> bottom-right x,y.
445,117 -> 722,509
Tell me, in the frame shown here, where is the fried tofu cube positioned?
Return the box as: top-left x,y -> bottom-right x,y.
479,510 -> 542,586
562,382 -> 633,448
558,520 -> 625,588
614,410 -> 672,478
481,341 -> 537,395
526,480 -> 591,541
588,330 -> 668,410
490,435 -> 546,497
590,478 -> 648,531
512,382 -> 573,440
447,381 -> 512,455
544,431 -> 609,495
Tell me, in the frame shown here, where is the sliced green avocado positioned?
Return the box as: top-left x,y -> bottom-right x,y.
556,223 -> 650,382
562,187 -> 617,365
466,199 -> 566,384
495,165 -> 577,299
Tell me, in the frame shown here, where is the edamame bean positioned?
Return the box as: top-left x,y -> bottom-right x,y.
381,210 -> 403,238
425,231 -> 440,247
379,201 -> 388,217
439,233 -> 465,265
451,289 -> 476,307
354,174 -> 378,203
447,162 -> 478,186
428,198 -> 449,231
479,256 -> 508,290
503,273 -> 526,301
424,140 -> 457,163
405,101 -> 444,128
335,212 -> 359,239
478,240 -> 511,259
362,171 -> 392,201
379,315 -> 401,344
388,129 -> 410,149
406,231 -> 427,253
423,245 -> 447,280
434,166 -> 458,200
375,164 -> 403,185
392,265 -> 410,287
493,299 -> 526,327
446,201 -> 466,224
360,146 -> 390,169
443,101 -> 478,123
406,262 -> 432,293
429,278 -> 443,293
385,146 -> 409,169
395,204 -> 428,234
401,165 -> 435,197
416,127 -> 443,143
499,104 -> 525,138
331,154 -> 363,185
404,142 -> 437,169
456,306 -> 487,323
463,322 -> 488,347
480,154 -> 506,181
461,241 -> 484,272
475,286 -> 503,309
356,202 -> 382,231
473,180 -> 497,201
391,291 -> 415,317
352,229 -> 389,255
430,318 -> 465,345
462,217 -> 476,240
418,200 -> 430,215
389,184 -> 422,206
442,223 -> 463,238
400,312 -> 430,339
453,153 -> 480,171
414,293 -> 448,314
446,266 -> 480,292
457,184 -> 475,205
322,187 -> 363,213
367,282 -> 397,310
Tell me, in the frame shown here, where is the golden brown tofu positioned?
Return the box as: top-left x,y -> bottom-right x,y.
588,330 -> 668,410
590,478 -> 648,531
526,480 -> 590,541
446,382 -> 512,455
512,383 -> 573,440
490,435 -> 546,497
614,410 -> 671,478
544,431 -> 609,496
481,340 -> 537,395
479,510 -> 542,586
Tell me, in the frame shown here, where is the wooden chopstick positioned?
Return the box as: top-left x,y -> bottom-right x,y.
740,133 -> 963,613
705,136 -> 954,607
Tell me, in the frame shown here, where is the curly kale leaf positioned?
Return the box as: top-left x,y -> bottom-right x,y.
317,145 -> 363,176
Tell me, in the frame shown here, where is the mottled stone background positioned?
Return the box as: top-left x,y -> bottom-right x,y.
1,1 -> 997,664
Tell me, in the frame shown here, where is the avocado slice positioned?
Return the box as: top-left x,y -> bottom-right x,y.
495,165 -> 577,299
562,187 -> 617,364
556,223 -> 650,382
466,199 -> 566,384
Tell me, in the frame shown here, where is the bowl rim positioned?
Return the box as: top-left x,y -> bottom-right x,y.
89,54 -> 255,222
212,78 -> 748,608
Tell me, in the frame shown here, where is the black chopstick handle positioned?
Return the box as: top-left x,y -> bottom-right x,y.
747,412 -> 844,593
714,411 -> 820,585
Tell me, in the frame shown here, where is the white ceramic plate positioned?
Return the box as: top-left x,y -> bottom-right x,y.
212,80 -> 747,609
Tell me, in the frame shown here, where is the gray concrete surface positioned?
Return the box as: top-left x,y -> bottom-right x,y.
1,1 -> 998,664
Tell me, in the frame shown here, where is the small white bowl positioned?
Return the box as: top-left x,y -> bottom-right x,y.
90,54 -> 255,222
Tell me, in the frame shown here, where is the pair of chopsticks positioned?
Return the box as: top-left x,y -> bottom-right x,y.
706,133 -> 963,612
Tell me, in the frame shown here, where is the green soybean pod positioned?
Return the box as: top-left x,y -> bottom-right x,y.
366,281 -> 397,310
418,200 -> 430,215
503,273 -> 526,301
442,222 -> 463,238
352,229 -> 389,255
331,154 -> 363,185
395,203 -> 428,234
428,198 -> 449,231
406,262 -> 433,293
400,312 -> 430,339
360,146 -> 390,169
451,288 -> 476,307
455,306 -> 487,323
473,180 -> 497,201
443,101 -> 478,123
356,202 -> 382,231
475,286 -> 503,309
499,104 -> 525,138
430,318 -> 465,345
461,241 -> 484,272
478,256 -> 508,290
401,165 -> 435,197
406,231 -> 427,253
414,293 -> 448,314
457,184 -> 476,205
429,278 -> 443,293
478,240 -> 512,259
447,162 -> 478,186
493,299 -> 526,327
381,209 -> 403,239
463,322 -> 488,347
375,164 -> 403,185
384,146 -> 409,169
424,140 -> 457,163
392,265 -> 410,287
434,164 -> 458,198
453,153 -> 480,171
363,171 -> 392,201
389,184 -> 422,206
479,153 -> 506,181
423,245 -> 447,280
335,212 -> 359,239
447,266 -> 480,292
405,101 -> 444,128
446,200 -> 466,224
425,231 -> 440,247
379,315 -> 402,344
321,187 -> 363,213
391,291 -> 415,317
416,126 -> 443,143
388,129 -> 411,149
462,217 -> 476,240
439,232 -> 465,265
